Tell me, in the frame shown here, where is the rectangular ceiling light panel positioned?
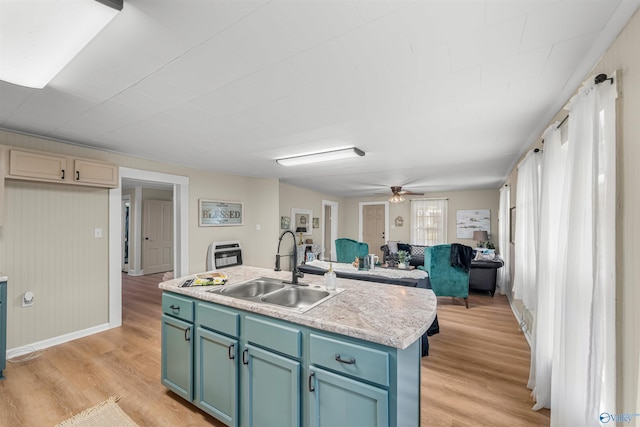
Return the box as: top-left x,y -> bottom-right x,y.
277,147 -> 365,166
0,0 -> 122,89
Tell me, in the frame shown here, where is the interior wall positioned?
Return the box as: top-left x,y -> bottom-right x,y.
0,128 -> 281,349
0,180 -> 109,348
341,189 -> 500,251
278,182 -> 344,270
502,7 -> 640,415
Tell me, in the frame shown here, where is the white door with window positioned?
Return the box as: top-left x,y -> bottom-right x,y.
142,199 -> 173,274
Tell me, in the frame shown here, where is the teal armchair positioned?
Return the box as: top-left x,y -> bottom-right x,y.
335,238 -> 369,264
420,244 -> 471,308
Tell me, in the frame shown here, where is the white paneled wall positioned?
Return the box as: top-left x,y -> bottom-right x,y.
1,180 -> 108,348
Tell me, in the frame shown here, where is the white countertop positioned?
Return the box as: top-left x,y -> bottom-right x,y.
159,265 -> 437,350
0,273 -> 7,282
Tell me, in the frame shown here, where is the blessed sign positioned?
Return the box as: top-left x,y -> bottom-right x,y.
199,200 -> 244,226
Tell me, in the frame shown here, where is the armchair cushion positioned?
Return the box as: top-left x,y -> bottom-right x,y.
335,238 -> 369,263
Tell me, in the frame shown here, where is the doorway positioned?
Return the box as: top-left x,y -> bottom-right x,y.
321,200 -> 338,261
142,199 -> 174,274
108,167 -> 189,328
359,202 -> 389,260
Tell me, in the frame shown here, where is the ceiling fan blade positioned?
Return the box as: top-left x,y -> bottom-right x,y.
401,191 -> 424,196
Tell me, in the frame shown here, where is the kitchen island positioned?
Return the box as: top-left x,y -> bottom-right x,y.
159,265 -> 437,427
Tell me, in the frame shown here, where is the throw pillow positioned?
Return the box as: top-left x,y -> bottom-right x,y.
387,241 -> 399,253
411,245 -> 427,258
398,243 -> 411,253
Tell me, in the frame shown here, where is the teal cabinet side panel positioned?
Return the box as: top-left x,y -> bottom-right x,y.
0,281 -> 6,379
161,314 -> 193,401
196,326 -> 238,426
309,366 -> 388,427
244,344 -> 300,427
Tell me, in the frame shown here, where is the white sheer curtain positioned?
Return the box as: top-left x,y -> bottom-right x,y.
410,199 -> 448,245
550,76 -> 617,426
497,185 -> 511,295
513,150 -> 541,310
528,122 -> 567,410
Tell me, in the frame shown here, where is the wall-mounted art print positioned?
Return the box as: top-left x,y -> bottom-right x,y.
281,216 -> 290,230
291,208 -> 312,235
312,217 -> 319,228
456,209 -> 490,238
199,199 -> 243,226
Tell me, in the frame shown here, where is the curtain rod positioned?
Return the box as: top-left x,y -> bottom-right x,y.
541,73 -> 613,144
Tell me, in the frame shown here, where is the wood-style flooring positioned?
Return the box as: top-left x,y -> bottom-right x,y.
0,273 -> 550,426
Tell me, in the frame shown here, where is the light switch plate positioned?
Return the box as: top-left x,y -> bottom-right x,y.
94,228 -> 102,238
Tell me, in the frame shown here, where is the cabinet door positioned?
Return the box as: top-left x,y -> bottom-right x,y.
243,344 -> 300,427
73,159 -> 118,187
161,314 -> 193,401
309,366 -> 388,427
9,150 -> 67,182
195,327 -> 238,426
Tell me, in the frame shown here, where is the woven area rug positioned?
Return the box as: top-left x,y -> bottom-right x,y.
55,396 -> 139,427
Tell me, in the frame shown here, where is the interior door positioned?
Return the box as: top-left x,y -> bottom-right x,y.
142,199 -> 173,274
362,204 -> 385,260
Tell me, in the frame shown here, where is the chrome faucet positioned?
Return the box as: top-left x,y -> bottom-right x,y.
275,230 -> 305,285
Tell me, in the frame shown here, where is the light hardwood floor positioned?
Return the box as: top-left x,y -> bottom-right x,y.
0,273 -> 550,426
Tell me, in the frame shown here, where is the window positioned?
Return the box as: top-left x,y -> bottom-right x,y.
410,199 -> 447,246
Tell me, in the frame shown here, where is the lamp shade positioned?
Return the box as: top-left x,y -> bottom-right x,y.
473,230 -> 489,241
296,227 -> 307,233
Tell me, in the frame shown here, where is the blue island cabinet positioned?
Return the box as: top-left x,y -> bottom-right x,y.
0,280 -> 6,380
161,291 -> 422,427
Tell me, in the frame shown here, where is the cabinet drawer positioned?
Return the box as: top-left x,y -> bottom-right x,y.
309,334 -> 389,387
197,302 -> 239,337
245,316 -> 301,359
162,293 -> 194,322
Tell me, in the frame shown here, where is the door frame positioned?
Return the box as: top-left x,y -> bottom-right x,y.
321,200 -> 339,261
108,167 -> 189,328
358,201 -> 389,247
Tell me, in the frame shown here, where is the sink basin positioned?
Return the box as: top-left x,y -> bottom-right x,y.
261,287 -> 330,309
208,276 -> 343,312
217,279 -> 284,298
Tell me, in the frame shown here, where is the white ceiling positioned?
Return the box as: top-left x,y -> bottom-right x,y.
1,0 -> 638,198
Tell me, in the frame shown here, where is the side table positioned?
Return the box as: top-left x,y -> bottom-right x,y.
469,260 -> 504,296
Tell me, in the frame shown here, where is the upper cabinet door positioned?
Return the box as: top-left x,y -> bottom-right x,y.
9,150 -> 67,182
73,159 -> 118,188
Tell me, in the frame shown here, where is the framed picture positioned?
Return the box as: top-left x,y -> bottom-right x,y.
280,216 -> 290,229
291,208 -> 312,235
456,209 -> 491,238
312,217 -> 319,228
199,199 -> 243,226
510,207 -> 516,244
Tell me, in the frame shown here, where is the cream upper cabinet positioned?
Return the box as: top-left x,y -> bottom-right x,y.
9,150 -> 67,182
73,159 -> 118,187
5,148 -> 118,188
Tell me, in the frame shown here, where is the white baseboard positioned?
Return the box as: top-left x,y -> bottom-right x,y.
127,270 -> 144,276
6,323 -> 111,359
506,293 -> 533,348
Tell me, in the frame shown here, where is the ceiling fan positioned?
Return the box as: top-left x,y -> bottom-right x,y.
388,186 -> 424,203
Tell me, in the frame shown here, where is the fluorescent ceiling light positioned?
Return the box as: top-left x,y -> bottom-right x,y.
277,147 -> 365,166
0,0 -> 123,89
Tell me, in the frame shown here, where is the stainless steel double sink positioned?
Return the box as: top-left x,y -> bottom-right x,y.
208,277 -> 343,312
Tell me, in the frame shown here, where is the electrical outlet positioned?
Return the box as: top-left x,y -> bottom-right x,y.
22,291 -> 34,307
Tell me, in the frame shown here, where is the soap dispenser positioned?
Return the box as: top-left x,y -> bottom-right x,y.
324,263 -> 336,291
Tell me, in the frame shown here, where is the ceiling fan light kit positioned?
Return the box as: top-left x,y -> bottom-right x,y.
276,147 -> 364,166
387,185 -> 424,203
0,0 -> 123,89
